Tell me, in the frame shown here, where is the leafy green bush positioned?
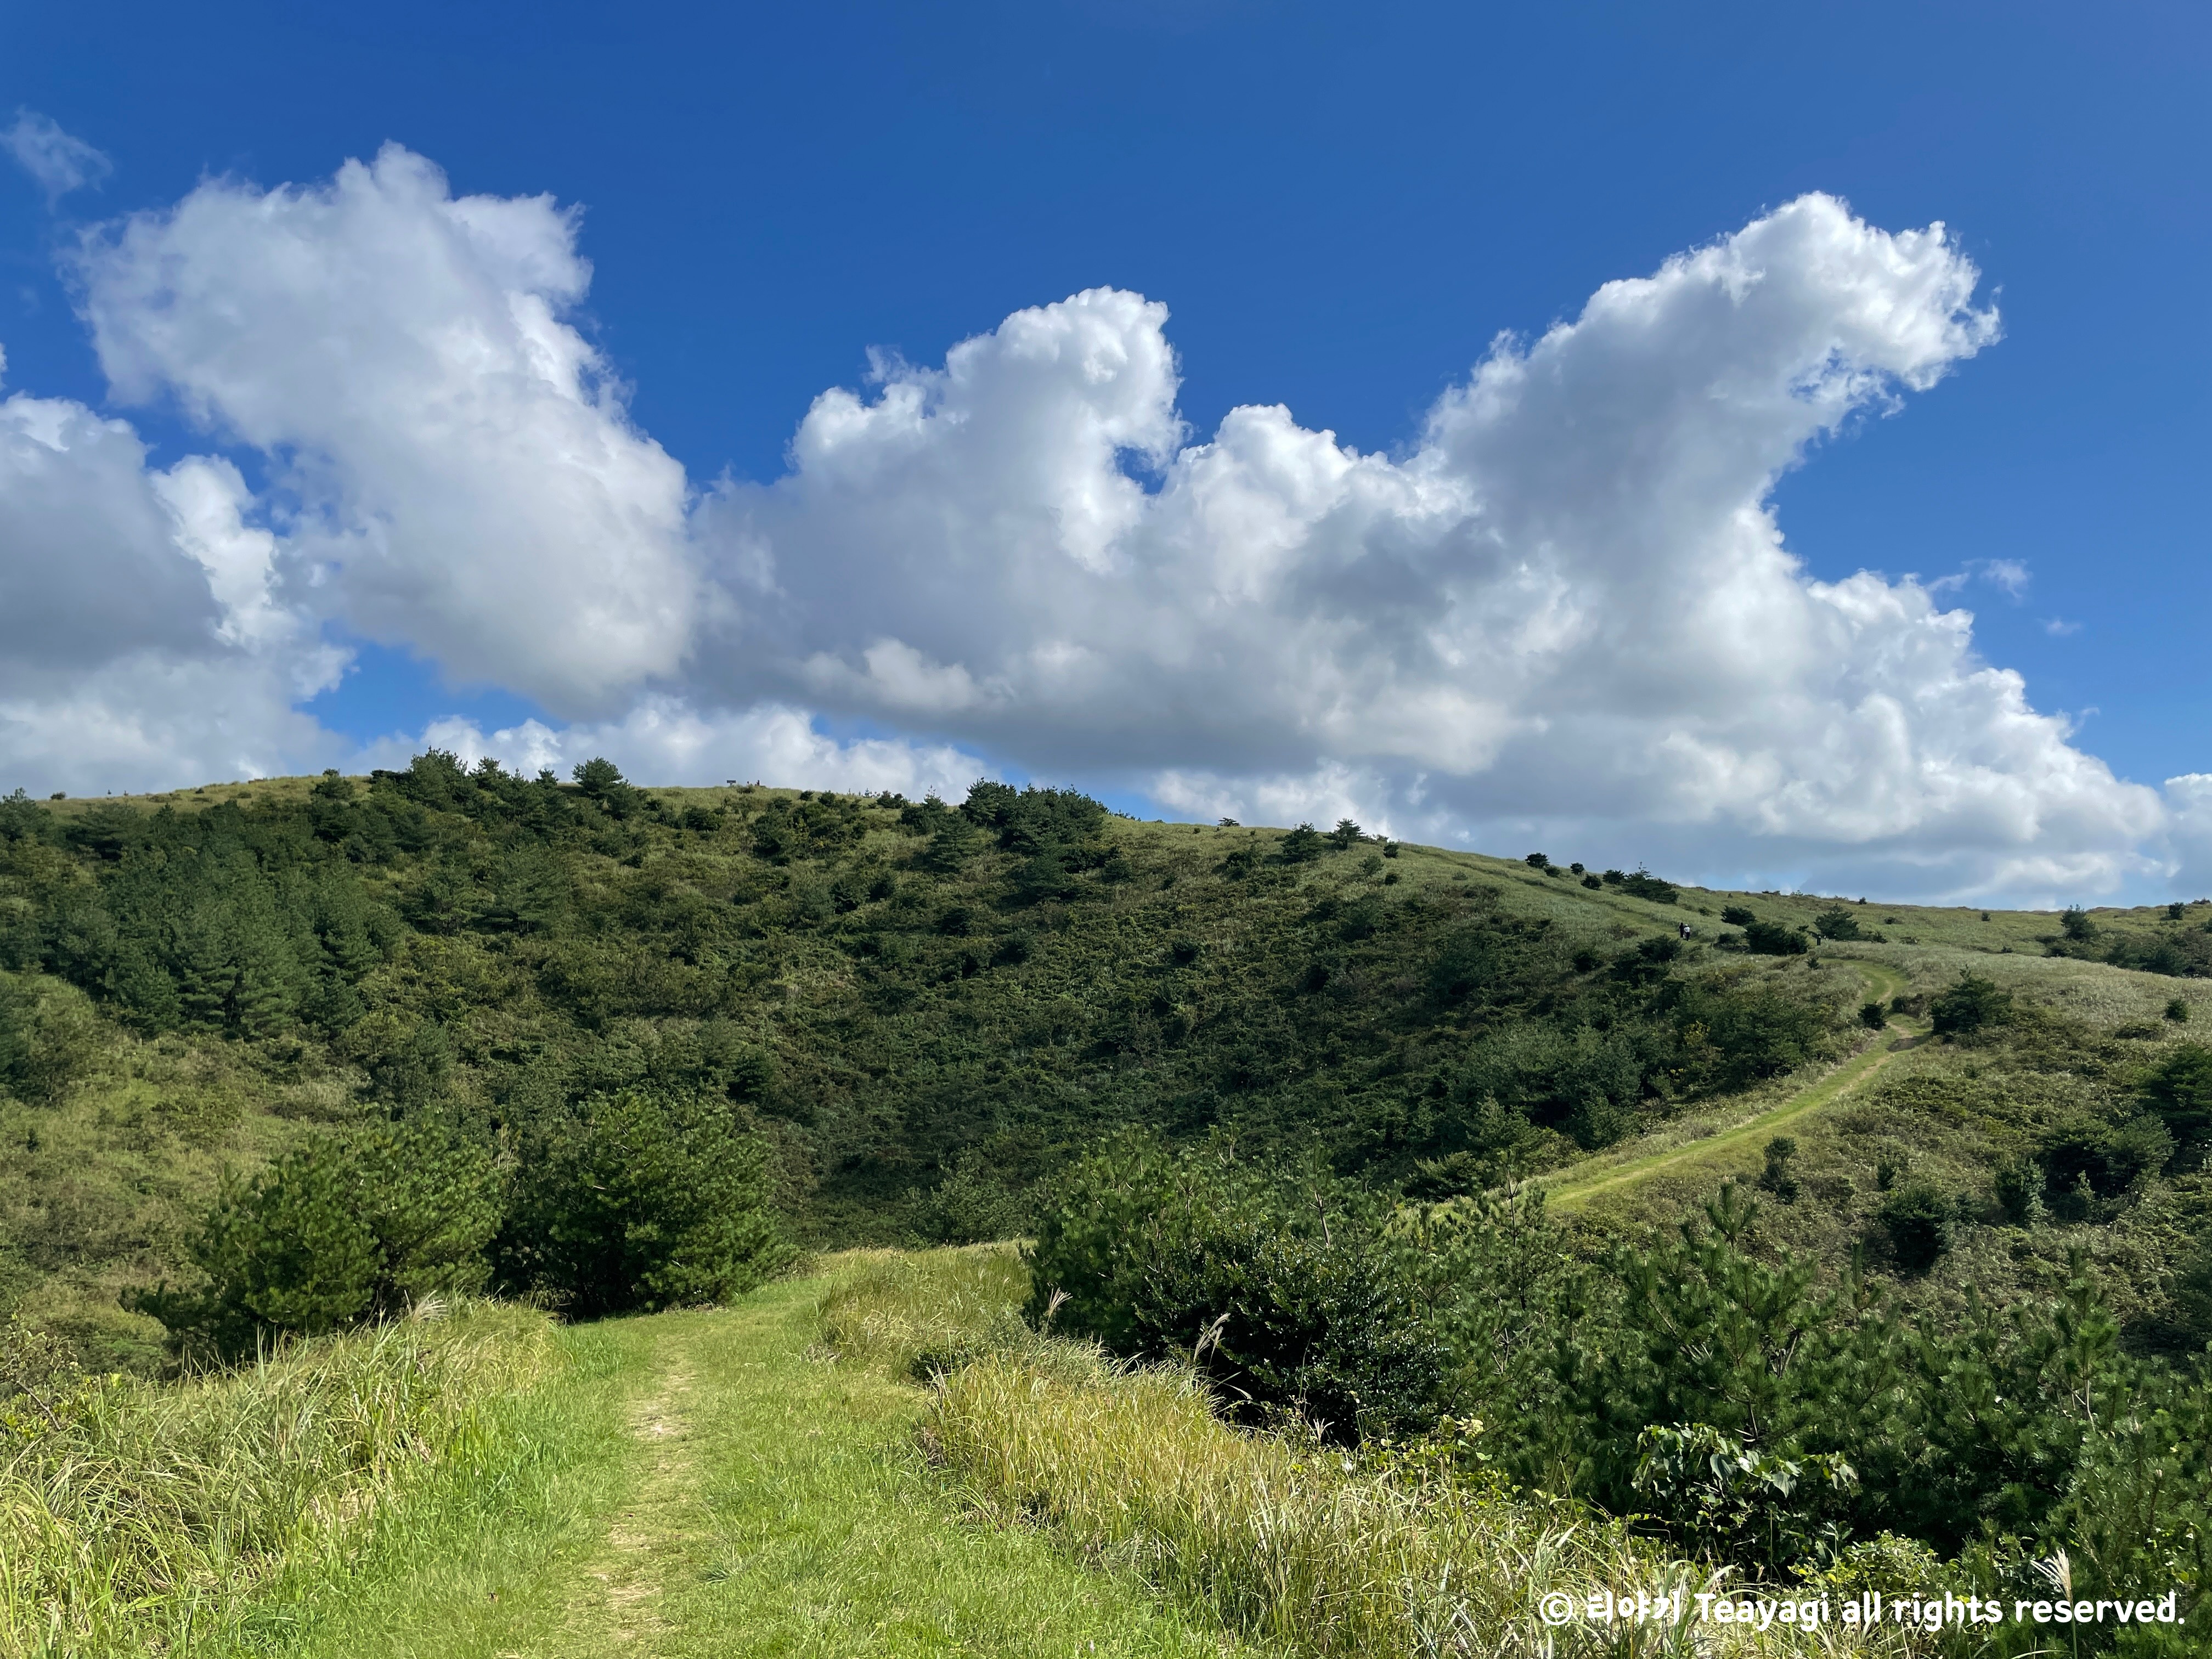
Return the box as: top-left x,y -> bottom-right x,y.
1874,1178 -> 1954,1274
1757,1135 -> 1801,1201
137,1116 -> 500,1359
1812,905 -> 1863,940
498,1088 -> 791,1317
0,972 -> 96,1104
1740,919 -> 1808,956
2139,1041 -> 2212,1157
1993,1156 -> 2044,1226
1667,974 -> 1832,1088
2039,1113 -> 2172,1217
1024,1136 -> 1447,1441
1930,971 -> 2012,1037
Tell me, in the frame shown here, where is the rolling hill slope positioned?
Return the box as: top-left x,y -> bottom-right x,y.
5,758 -> 2210,1367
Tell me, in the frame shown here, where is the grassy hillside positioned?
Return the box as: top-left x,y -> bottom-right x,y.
9,739 -> 2211,1650
4,755 -> 2210,1370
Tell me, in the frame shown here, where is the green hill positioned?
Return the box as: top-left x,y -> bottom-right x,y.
9,757 -> 2212,1651
3,755 -> 2210,1369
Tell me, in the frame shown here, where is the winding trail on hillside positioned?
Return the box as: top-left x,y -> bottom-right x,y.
1538,959 -> 1924,1213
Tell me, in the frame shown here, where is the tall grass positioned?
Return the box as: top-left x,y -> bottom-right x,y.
828,1248 -> 1929,1658
0,1301 -> 556,1657
815,1244 -> 1036,1379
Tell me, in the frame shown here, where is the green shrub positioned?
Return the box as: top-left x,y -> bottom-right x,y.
1668,974 -> 1832,1088
1875,1179 -> 1954,1274
1813,906 -> 1863,940
1929,971 -> 2012,1037
0,973 -> 97,1104
1630,1421 -> 1858,1567
1859,999 -> 1889,1029
137,1117 -> 501,1359
1993,1156 -> 2044,1226
1616,868 -> 1678,904
1741,919 -> 1808,956
2138,1041 -> 2212,1155
1756,1135 -> 1801,1202
1452,1019 -> 1644,1149
1024,1136 -> 1447,1441
498,1087 -> 790,1317
2039,1113 -> 2172,1216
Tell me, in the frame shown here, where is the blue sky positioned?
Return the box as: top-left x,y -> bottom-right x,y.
1,1 -> 2207,901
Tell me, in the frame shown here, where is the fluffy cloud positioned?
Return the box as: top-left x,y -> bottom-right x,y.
698,196 -> 2163,895
1,148 -> 2196,899
0,356 -> 338,795
74,144 -> 701,712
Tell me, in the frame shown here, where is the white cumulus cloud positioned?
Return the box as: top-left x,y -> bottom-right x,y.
696,195 -> 2164,896
1,150 -> 2199,901
73,144 -> 702,713
0,351 -> 338,795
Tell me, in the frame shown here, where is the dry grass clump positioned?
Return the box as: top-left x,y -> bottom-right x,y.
0,1300 -> 556,1657
814,1243 -> 1039,1379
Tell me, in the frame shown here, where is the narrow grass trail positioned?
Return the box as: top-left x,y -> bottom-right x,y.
270,1273 -> 1249,1659
1539,958 -> 1925,1214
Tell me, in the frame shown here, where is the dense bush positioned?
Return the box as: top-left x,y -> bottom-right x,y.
137,1117 -> 500,1359
1665,973 -> 1833,1088
0,971 -> 96,1103
1741,918 -> 1809,956
498,1088 -> 790,1317
1614,868 -> 1678,904
1931,970 -> 2012,1037
1024,1137 -> 1448,1440
1873,1178 -> 1955,1273
1812,905 -> 1863,940
2138,1041 -> 2212,1157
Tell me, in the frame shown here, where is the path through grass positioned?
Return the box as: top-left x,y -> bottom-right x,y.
1540,959 -> 1924,1213
269,1271 -> 1248,1658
